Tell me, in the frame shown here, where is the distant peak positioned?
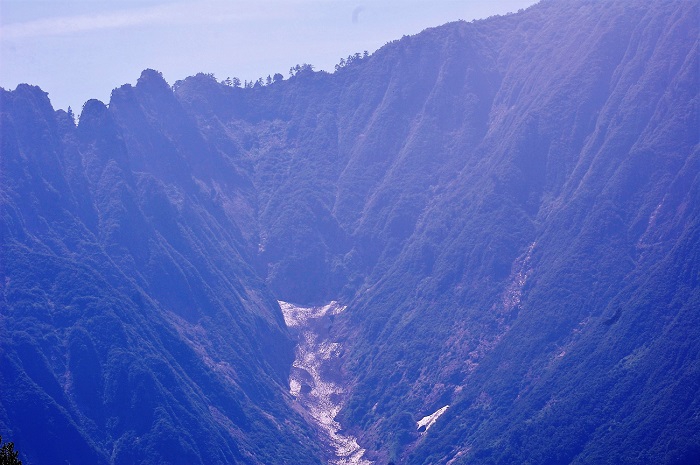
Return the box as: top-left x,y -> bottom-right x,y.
77,98 -> 112,134
81,98 -> 107,114
136,68 -> 170,93
12,83 -> 52,108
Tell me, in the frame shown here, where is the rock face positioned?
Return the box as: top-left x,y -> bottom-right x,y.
1,0 -> 699,464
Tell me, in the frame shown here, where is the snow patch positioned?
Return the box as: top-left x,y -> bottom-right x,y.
417,405 -> 449,433
280,300 -> 346,328
280,301 -> 372,465
289,378 -> 302,397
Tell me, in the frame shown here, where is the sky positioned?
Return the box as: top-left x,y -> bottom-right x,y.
0,0 -> 538,112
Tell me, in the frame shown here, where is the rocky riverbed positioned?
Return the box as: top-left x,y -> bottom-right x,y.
279,301 -> 372,465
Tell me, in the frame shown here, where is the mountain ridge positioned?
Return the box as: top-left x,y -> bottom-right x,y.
1,0 -> 698,463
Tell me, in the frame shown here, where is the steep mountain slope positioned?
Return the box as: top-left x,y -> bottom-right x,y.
1,0 -> 698,464
172,3 -> 698,461
0,80 -> 321,464
329,2 -> 700,464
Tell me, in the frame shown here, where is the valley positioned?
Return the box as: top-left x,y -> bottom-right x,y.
1,0 -> 698,463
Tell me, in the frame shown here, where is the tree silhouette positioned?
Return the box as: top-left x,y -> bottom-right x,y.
289,64 -> 314,77
0,435 -> 22,465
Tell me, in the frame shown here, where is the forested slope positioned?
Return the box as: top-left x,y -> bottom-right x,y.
0,79 -> 321,464
1,0 -> 698,463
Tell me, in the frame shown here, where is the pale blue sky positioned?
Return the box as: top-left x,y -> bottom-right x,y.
0,0 -> 537,112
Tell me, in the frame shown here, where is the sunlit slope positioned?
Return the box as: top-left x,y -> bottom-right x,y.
175,1 -> 698,463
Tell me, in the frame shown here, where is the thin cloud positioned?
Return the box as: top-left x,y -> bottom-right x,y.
0,1 -> 292,41
1,3 -> 181,40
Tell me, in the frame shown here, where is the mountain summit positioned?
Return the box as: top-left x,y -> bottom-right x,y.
1,0 -> 698,464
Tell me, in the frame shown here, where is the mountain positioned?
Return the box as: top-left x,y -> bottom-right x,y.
0,77 -> 321,463
1,0 -> 698,464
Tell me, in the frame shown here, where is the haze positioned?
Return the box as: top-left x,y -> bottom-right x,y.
0,0 -> 536,113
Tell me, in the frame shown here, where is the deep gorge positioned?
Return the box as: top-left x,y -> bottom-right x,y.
1,1 -> 698,464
